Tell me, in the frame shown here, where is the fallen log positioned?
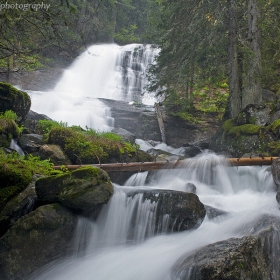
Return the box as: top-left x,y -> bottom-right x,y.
53,157 -> 278,172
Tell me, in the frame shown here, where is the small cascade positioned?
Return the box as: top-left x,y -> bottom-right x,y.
9,139 -> 25,156
31,152 -> 280,280
28,44 -> 159,130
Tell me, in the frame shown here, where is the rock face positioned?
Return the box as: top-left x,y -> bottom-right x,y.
112,127 -> 136,144
171,215 -> 280,280
0,203 -> 77,280
100,98 -> 219,148
0,82 -> 31,123
210,103 -> 280,157
127,189 -> 206,232
35,166 -> 114,212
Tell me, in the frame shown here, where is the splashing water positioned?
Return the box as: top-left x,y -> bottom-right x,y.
28,44 -> 159,130
30,152 -> 279,280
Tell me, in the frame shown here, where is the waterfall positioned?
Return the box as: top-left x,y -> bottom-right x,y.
28,44 -> 159,130
30,153 -> 279,280
9,139 -> 25,156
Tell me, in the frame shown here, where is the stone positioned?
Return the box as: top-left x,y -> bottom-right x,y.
0,175 -> 40,238
18,134 -> 44,153
0,82 -> 31,123
37,144 -> 71,165
127,189 -> 206,232
271,158 -> 280,188
35,166 -> 114,212
185,183 -> 197,194
236,104 -> 270,126
204,205 -> 228,220
112,127 -> 136,144
0,204 -> 77,280
171,215 -> 280,280
184,146 -> 202,158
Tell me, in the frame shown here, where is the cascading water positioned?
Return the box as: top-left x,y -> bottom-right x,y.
30,152 -> 280,280
28,44 -> 159,130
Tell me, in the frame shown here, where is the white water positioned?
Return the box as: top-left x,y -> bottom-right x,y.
9,139 -> 25,155
30,152 -> 279,280
28,44 -> 159,130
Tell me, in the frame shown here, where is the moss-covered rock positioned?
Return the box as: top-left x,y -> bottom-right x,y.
0,118 -> 20,147
127,189 -> 206,232
0,203 -> 77,280
35,166 -> 114,212
0,175 -> 40,238
0,82 -> 31,123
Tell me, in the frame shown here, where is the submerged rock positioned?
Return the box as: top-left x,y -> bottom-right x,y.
171,215 -> 280,280
204,205 -> 229,220
0,203 -> 77,280
127,189 -> 206,232
35,166 -> 114,212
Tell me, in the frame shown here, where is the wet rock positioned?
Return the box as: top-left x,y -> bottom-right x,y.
35,166 -> 114,212
112,127 -> 136,144
147,148 -> 182,161
18,134 -> 44,153
184,146 -> 202,158
271,158 -> 280,188
0,82 -> 31,123
37,144 -> 71,165
0,175 -> 40,238
204,205 -> 228,220
127,189 -> 206,233
0,203 -> 77,280
171,215 -> 280,280
185,183 -> 197,194
24,110 -> 52,134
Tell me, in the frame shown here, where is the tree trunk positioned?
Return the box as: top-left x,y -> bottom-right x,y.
226,0 -> 242,118
242,0 -> 262,108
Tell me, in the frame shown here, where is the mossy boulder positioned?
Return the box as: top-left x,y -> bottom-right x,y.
171,215 -> 280,280
0,203 -> 77,280
127,189 -> 206,232
0,82 -> 31,123
0,175 -> 40,238
0,118 -> 19,147
35,166 -> 114,212
0,158 -> 34,212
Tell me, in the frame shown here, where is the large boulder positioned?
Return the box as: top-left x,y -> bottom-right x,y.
18,133 -> 44,153
0,203 -> 77,280
127,189 -> 206,232
171,215 -> 280,280
0,82 -> 31,123
0,175 -> 40,238
35,166 -> 114,212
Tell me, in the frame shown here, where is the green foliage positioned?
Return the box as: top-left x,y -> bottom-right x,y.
0,150 -> 61,211
268,119 -> 280,135
36,119 -> 68,135
0,110 -> 18,121
114,24 -> 140,44
222,119 -> 235,132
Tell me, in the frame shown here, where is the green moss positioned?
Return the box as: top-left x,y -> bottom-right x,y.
228,124 -> 261,137
249,116 -> 257,124
222,119 -> 235,132
268,119 -> 280,135
267,141 -> 280,155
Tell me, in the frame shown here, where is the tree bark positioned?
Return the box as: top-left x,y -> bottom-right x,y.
242,0 -> 262,108
226,0 -> 242,118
